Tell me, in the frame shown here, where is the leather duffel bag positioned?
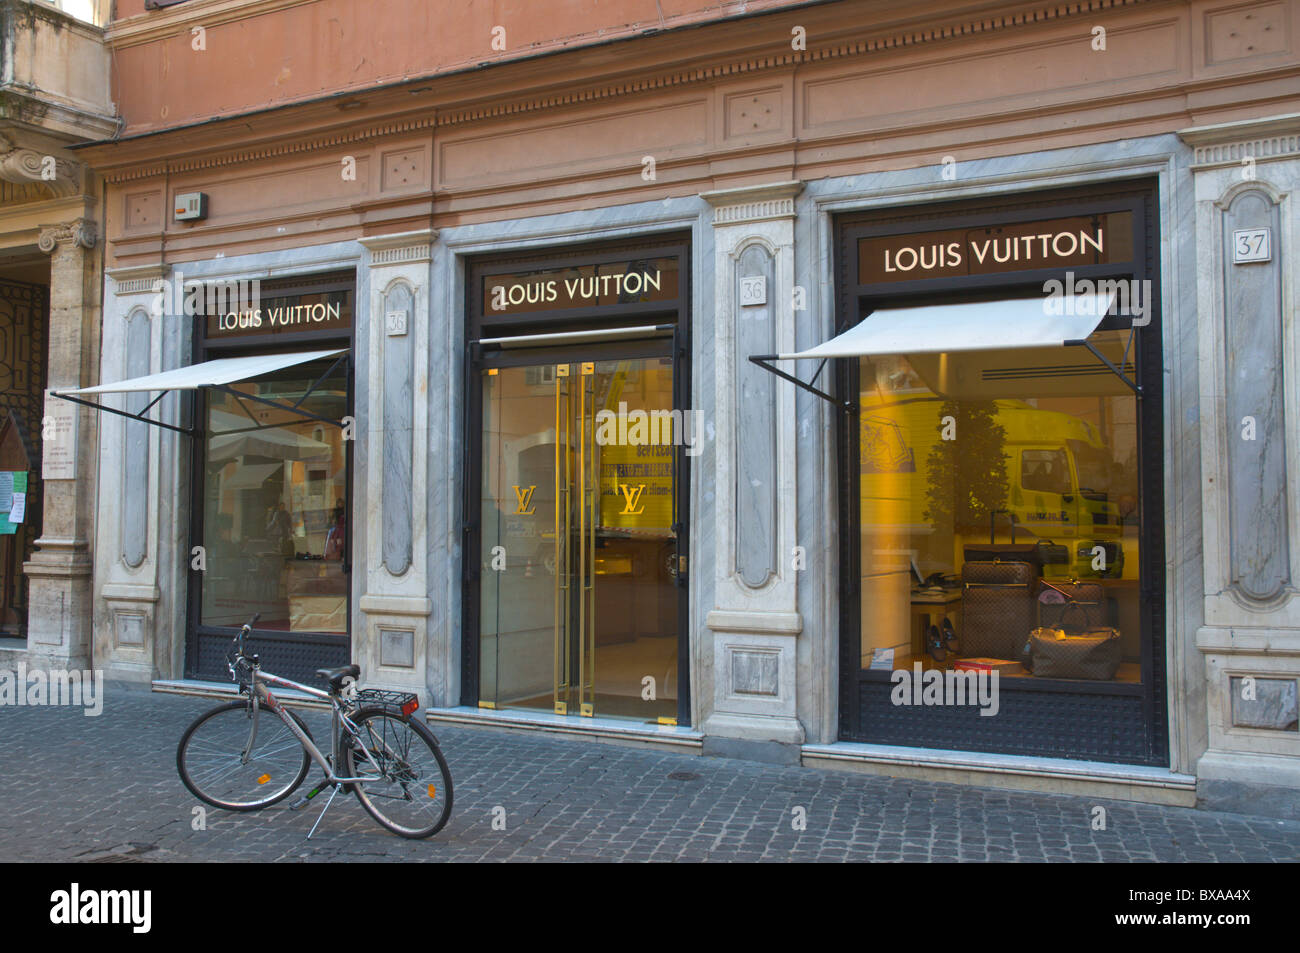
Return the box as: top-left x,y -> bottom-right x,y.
1028,626 -> 1122,680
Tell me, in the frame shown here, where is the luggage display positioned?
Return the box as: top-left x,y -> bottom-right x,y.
962,543 -> 1044,576
1036,579 -> 1105,632
963,540 -> 1070,576
1027,626 -> 1122,680
960,560 -> 1037,660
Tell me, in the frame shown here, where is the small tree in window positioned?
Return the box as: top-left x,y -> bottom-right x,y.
923,400 -> 1009,534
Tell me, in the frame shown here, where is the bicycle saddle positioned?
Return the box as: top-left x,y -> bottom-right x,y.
316,664 -> 361,691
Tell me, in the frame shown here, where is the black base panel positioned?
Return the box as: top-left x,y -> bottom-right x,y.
850,681 -> 1163,765
191,631 -> 350,687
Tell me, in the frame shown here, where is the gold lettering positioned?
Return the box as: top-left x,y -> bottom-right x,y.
617,483 -> 647,515
513,485 -> 537,515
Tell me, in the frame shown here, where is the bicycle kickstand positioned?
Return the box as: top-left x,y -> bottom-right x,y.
306,783 -> 343,839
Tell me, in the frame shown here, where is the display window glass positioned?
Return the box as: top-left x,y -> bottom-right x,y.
199,357 -> 349,633
856,326 -> 1141,684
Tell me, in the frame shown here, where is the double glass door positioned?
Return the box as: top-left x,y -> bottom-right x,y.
477,352 -> 681,722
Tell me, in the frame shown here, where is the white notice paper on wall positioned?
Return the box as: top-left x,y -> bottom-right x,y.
42,390 -> 78,480
9,491 -> 25,523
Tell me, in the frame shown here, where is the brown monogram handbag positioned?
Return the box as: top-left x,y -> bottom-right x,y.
1028,626 -> 1122,680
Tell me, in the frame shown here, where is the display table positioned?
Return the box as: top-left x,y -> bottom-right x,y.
909,588 -> 962,657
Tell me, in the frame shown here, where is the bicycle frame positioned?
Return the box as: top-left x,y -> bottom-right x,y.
243,667 -> 384,786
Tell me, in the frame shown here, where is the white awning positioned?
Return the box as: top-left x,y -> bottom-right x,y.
775,295 -> 1115,361
219,462 -> 283,489
52,349 -> 348,396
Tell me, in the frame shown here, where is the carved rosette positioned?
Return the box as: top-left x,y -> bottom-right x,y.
38,219 -> 97,254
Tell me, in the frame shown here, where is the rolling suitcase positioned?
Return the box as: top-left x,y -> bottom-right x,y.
1036,579 -> 1105,632
961,560 -> 1037,660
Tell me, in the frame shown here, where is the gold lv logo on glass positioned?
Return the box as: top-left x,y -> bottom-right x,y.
618,483 -> 647,516
513,484 -> 537,515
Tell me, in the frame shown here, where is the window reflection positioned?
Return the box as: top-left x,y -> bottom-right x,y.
200,359 -> 349,633
858,329 -> 1141,684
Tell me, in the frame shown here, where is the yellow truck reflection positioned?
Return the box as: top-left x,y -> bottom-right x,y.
860,396 -> 1129,579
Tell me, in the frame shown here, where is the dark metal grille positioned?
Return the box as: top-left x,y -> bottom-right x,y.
0,280 -> 48,635
193,630 -> 349,687
857,681 -> 1151,764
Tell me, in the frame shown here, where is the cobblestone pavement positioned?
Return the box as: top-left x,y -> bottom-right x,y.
0,683 -> 1297,863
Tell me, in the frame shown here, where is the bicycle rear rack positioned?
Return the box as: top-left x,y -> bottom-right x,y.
354,688 -> 420,717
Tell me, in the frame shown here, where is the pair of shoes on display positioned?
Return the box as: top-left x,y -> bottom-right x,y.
926,617 -> 960,662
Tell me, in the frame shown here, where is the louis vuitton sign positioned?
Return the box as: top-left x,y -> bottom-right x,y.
483,256 -> 680,316
858,212 -> 1134,286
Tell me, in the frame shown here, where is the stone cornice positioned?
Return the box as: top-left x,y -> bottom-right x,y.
1179,113 -> 1300,170
83,0 -> 1156,181
107,262 -> 172,295
359,229 -> 438,266
108,0 -> 320,48
702,181 -> 804,225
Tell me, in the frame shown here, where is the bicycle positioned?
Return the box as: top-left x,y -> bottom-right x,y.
176,614 -> 453,839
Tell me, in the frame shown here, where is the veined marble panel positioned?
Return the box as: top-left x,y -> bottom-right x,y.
1222,188 -> 1289,603
382,282 -> 415,576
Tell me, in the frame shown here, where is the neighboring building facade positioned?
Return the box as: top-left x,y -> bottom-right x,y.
0,0 -> 114,672
74,0 -> 1300,815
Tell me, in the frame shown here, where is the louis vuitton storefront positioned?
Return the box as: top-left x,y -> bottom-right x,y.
71,0 -> 1300,813
463,238 -> 693,726
827,180 -> 1168,766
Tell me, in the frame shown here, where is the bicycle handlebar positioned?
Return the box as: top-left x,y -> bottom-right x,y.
227,613 -> 263,683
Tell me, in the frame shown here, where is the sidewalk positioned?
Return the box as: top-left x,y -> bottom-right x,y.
0,683 -> 1296,863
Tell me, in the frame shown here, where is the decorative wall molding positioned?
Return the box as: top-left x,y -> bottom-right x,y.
95,1 -> 1156,181
1181,113 -> 1300,169
107,263 -> 171,295
37,218 -> 97,252
360,229 -> 438,266
704,181 -> 804,226
0,136 -> 81,197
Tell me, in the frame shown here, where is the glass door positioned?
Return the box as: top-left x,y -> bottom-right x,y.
477,354 -> 681,722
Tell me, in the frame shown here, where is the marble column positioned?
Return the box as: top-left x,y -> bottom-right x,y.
355,230 -> 436,696
699,182 -> 805,762
25,218 -> 101,670
1181,114 -> 1300,815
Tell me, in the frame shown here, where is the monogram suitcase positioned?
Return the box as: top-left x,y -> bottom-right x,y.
1036,580 -> 1105,632
961,560 -> 1037,660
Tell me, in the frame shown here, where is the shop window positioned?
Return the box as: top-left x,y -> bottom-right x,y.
858,327 -> 1141,685
199,358 -> 349,634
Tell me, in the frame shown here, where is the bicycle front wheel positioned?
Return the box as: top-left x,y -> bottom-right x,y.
345,709 -> 453,838
177,700 -> 312,811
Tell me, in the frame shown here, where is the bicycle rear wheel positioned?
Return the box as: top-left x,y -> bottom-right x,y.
177,700 -> 312,811
345,708 -> 453,838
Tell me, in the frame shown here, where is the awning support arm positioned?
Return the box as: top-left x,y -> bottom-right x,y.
748,354 -> 854,413
294,353 -> 348,410
49,391 -> 197,437
809,358 -> 829,388
1064,338 -> 1142,396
